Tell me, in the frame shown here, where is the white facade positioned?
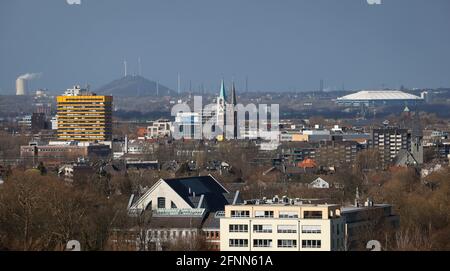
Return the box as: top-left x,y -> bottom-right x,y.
220,202 -> 345,251
51,116 -> 58,130
16,78 -> 27,96
63,85 -> 90,96
309,177 -> 330,189
129,179 -> 198,213
146,119 -> 172,139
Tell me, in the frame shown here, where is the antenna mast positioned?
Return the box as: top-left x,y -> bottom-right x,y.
177,73 -> 181,95
138,57 -> 142,76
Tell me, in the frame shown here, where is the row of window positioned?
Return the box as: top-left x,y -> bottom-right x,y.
229,224 -> 322,234
149,230 -> 196,239
229,239 -> 321,248
205,231 -> 219,239
230,210 -> 323,219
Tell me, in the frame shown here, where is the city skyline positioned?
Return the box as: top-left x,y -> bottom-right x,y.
1,0 -> 450,94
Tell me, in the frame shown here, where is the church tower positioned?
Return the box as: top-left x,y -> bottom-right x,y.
229,82 -> 238,139
216,80 -> 227,138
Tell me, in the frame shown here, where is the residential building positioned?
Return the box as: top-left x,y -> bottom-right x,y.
315,140 -> 359,167
146,119 -> 172,139
277,142 -> 317,166
309,177 -> 330,189
125,175 -> 242,251
371,127 -> 411,168
58,160 -> 95,183
57,85 -> 113,141
18,115 -> 32,129
342,199 -> 400,250
220,197 -> 345,251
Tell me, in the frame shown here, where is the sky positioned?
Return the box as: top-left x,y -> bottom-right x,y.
0,0 -> 450,94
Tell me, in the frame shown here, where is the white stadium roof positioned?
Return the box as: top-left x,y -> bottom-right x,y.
337,90 -> 423,101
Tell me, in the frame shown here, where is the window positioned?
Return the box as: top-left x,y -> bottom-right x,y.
157,197 -> 166,209
302,225 -> 321,234
253,225 -> 272,233
279,211 -> 298,218
229,224 -> 248,233
170,201 -> 177,209
278,240 -> 297,248
229,239 -> 248,247
253,239 -> 272,248
255,211 -> 274,218
302,240 -> 322,248
303,211 -> 322,219
231,210 -> 250,218
277,225 -> 297,233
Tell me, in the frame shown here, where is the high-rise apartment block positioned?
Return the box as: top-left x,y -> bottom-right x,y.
57,85 -> 113,141
371,127 -> 411,167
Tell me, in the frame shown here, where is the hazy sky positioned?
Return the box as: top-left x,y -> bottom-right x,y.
1,0 -> 450,94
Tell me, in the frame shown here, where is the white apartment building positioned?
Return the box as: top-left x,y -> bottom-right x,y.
220,197 -> 345,251
146,119 -> 172,139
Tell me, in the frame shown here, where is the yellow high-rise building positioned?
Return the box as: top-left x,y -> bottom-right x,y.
57,85 -> 113,141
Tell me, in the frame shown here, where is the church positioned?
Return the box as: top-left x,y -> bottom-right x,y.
215,80 -> 238,141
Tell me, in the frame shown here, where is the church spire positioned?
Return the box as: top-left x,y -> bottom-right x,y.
231,81 -> 237,106
219,79 -> 226,100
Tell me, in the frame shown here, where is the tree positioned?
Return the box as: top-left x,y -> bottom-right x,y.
0,170 -> 116,251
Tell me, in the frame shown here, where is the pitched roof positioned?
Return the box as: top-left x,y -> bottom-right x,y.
298,159 -> 317,168
230,82 -> 237,105
219,80 -> 226,100
201,212 -> 221,230
147,216 -> 204,229
164,175 -> 230,212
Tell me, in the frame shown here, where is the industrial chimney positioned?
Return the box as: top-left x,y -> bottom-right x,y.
16,77 -> 27,95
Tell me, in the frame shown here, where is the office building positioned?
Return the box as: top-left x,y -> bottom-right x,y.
220,197 -> 345,251
57,85 -> 113,141
20,142 -> 111,167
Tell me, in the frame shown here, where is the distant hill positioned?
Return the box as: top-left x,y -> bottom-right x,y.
96,75 -> 174,97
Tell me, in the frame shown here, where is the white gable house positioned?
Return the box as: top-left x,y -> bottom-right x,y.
309,177 -> 330,189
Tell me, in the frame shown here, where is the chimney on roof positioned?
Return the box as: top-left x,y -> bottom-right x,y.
188,187 -> 192,195
365,198 -> 374,207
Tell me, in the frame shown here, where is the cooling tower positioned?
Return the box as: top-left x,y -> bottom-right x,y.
16,78 -> 27,95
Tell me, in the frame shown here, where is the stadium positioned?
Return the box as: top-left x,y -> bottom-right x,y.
336,90 -> 425,107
